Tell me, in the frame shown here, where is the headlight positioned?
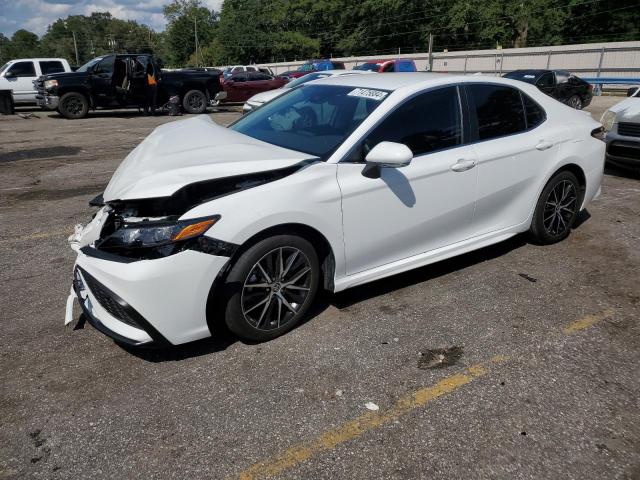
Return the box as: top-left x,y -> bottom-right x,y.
44,79 -> 58,90
96,215 -> 220,258
600,110 -> 616,132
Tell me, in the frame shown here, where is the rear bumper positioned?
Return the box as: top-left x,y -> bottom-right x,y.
71,248 -> 230,346
36,94 -> 59,109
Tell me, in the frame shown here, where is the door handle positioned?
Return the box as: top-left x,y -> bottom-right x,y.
450,159 -> 476,172
536,140 -> 554,151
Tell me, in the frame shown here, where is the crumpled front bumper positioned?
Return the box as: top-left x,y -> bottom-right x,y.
36,94 -> 59,110
67,247 -> 230,346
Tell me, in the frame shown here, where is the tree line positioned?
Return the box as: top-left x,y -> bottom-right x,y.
1,0 -> 638,68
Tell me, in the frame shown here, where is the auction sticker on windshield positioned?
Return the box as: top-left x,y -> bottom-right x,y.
348,88 -> 388,101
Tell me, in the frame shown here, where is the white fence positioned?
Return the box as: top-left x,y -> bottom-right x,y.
254,41 -> 640,80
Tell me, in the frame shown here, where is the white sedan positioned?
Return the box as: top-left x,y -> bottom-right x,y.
242,69 -> 371,113
67,73 -> 605,347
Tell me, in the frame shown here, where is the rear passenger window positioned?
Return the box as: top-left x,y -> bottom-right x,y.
521,92 -> 546,129
39,61 -> 64,75
7,61 -> 35,77
468,84 -> 526,140
364,86 -> 462,157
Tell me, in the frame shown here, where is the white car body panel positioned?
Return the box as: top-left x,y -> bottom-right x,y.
69,73 -> 605,346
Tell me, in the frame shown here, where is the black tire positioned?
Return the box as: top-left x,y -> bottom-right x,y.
58,92 -> 89,119
182,89 -> 207,114
567,95 -> 582,110
223,235 -> 320,342
530,171 -> 581,245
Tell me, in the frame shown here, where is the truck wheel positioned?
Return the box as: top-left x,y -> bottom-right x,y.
59,92 -> 89,119
182,90 -> 207,114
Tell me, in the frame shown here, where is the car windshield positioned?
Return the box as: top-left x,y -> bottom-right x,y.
285,72 -> 331,89
354,63 -> 381,71
231,84 -> 389,160
0,62 -> 10,74
76,57 -> 103,72
503,71 -> 539,84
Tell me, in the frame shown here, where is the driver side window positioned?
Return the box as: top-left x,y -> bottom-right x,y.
94,56 -> 115,75
348,86 -> 462,162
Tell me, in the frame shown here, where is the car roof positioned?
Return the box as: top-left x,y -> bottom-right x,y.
313,72 -> 537,93
8,58 -> 68,62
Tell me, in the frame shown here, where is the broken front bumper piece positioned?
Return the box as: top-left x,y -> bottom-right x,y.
36,94 -> 59,110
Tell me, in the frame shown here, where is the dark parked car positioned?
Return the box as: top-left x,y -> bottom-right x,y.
36,54 -> 223,119
219,71 -> 287,103
353,59 -> 417,72
503,69 -> 593,109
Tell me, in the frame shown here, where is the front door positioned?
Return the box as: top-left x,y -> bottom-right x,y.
5,61 -> 38,103
90,56 -> 116,105
337,86 -> 478,275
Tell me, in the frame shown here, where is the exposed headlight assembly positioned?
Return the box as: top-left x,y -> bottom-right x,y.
44,79 -> 58,90
95,215 -> 224,259
600,110 -> 616,132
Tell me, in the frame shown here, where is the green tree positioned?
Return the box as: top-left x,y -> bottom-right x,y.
163,0 -> 218,66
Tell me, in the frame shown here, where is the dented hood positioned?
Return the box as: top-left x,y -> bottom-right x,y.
103,115 -> 316,201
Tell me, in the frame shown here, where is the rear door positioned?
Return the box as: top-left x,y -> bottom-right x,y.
466,83 -> 558,234
5,61 -> 38,102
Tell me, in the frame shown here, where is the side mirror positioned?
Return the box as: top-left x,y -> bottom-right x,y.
4,71 -> 15,78
627,87 -> 640,97
362,141 -> 413,178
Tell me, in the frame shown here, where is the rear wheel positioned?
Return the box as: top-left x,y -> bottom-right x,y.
567,95 -> 582,109
529,171 -> 581,244
182,89 -> 207,114
58,92 -> 89,119
223,235 -> 320,342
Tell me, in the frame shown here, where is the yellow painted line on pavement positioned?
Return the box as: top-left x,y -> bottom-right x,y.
236,355 -> 507,480
563,308 -> 615,334
0,228 -> 71,244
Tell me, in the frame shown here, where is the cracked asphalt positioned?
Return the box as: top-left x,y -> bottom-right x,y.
1,98 -> 639,479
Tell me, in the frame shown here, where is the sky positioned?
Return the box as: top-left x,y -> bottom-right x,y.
0,0 -> 224,37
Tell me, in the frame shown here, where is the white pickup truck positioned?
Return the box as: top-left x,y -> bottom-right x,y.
0,58 -> 72,104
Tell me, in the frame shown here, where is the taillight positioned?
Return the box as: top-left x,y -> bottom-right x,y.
591,126 -> 605,141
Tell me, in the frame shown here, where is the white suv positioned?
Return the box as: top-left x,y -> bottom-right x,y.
0,58 -> 72,104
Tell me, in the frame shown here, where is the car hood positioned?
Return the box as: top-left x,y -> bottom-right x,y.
609,96 -> 640,122
41,71 -> 88,81
247,88 -> 288,104
103,115 -> 316,201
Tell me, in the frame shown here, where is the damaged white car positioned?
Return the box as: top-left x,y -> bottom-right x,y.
67,73 -> 605,347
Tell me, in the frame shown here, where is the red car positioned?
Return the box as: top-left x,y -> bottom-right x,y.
220,72 -> 287,103
353,59 -> 417,72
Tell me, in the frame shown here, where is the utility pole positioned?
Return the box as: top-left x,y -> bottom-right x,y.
194,16 -> 199,67
427,33 -> 433,72
72,30 -> 79,65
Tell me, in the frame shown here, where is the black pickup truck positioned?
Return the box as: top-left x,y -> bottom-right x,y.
35,54 -> 223,119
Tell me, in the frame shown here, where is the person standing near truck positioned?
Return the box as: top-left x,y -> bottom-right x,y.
144,61 -> 158,115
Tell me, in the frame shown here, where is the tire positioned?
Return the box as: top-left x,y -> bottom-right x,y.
529,171 -> 581,245
58,92 -> 89,119
567,95 -> 582,110
182,89 -> 207,114
223,235 -> 320,342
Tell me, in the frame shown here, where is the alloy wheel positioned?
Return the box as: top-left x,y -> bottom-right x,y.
543,180 -> 577,236
241,247 -> 313,330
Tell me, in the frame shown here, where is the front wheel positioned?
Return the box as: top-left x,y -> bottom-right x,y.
529,171 -> 581,244
58,92 -> 89,119
182,89 -> 207,114
223,235 -> 320,342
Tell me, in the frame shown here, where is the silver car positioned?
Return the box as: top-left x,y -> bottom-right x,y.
601,87 -> 640,170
